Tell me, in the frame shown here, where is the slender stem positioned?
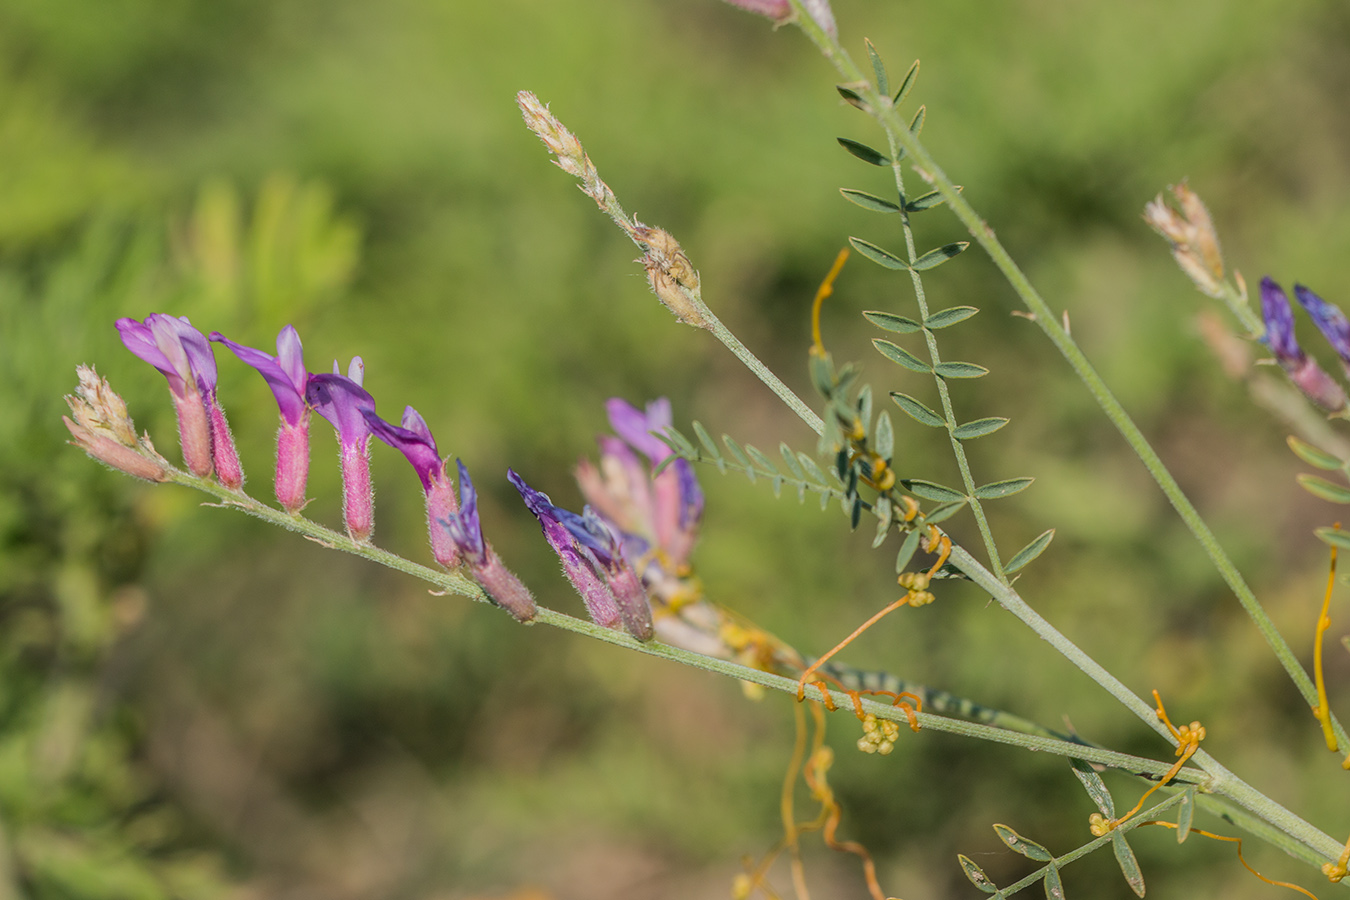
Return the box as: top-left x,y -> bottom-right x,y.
701,307 -> 825,435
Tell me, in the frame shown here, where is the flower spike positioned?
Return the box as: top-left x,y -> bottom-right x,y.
306,366 -> 376,541
1259,278 -> 1347,412
441,462 -> 536,623
364,406 -> 462,568
211,325 -> 311,512
116,314 -> 243,485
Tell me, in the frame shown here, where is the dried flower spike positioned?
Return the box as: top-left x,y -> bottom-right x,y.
1144,182 -> 1226,299
64,365 -> 170,482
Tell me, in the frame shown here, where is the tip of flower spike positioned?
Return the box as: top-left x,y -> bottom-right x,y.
64,366 -> 171,482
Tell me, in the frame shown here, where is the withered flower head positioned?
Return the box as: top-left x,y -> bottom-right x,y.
1144,181 -> 1226,299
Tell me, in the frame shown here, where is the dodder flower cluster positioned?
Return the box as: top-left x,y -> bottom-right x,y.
70,316 -> 703,642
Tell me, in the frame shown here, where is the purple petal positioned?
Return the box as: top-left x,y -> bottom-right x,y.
673,458 -> 704,530
1260,277 -> 1304,364
306,373 -> 376,446
1295,284 -> 1350,363
444,460 -> 485,560
167,316 -> 218,392
606,397 -> 674,462
210,327 -> 309,425
364,406 -> 442,491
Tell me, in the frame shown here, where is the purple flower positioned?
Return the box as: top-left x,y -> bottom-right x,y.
306,362 -> 377,541
441,462 -> 536,623
211,325 -> 311,512
116,314 -> 243,486
578,398 -> 703,579
510,469 -> 653,642
1294,284 -> 1350,369
1260,278 -> 1347,411
510,469 -> 622,632
364,406 -> 461,568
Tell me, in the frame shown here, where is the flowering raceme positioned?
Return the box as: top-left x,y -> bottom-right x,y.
116,314 -> 243,486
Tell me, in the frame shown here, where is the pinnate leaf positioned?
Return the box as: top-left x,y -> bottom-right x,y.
893,60 -> 919,105
895,529 -> 921,573
837,137 -> 890,167
1288,435 -> 1343,470
850,236 -> 909,270
974,477 -> 1033,499
912,241 -> 968,270
934,361 -> 989,379
1069,758 -> 1114,817
865,38 -> 888,95
1176,786 -> 1195,843
952,417 -> 1008,440
1297,473 -> 1350,503
1043,866 -> 1065,900
891,391 -> 944,427
925,305 -> 979,328
958,855 -> 999,894
923,499 -> 967,524
993,824 -> 1052,861
904,479 -> 965,503
864,310 -> 921,333
1315,526 -> 1350,551
874,340 -> 932,373
1111,832 -> 1145,898
840,188 -> 900,213
1006,529 -> 1054,573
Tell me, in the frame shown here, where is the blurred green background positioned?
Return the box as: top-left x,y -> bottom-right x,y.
4,0 -> 1350,897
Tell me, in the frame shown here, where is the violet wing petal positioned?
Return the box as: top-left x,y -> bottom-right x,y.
211,332 -> 308,425
1295,284 -> 1350,363
306,373 -> 376,443
606,397 -> 673,462
363,408 -> 442,491
453,460 -> 486,560
1260,277 -> 1303,363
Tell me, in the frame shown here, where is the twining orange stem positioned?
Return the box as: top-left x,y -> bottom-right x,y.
1314,529 -> 1339,753
1107,691 -> 1203,830
796,595 -> 909,702
803,745 -> 887,900
848,689 -> 922,732
810,248 -> 850,356
1146,821 -> 1319,900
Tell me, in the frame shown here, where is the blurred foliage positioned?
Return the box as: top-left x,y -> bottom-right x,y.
4,0 -> 1350,898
